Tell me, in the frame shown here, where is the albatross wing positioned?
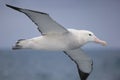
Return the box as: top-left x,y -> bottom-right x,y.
6,4 -> 68,35
64,49 -> 93,80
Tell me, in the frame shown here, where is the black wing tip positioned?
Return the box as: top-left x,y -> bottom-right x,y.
6,4 -> 21,11
6,4 -> 10,7
79,71 -> 89,80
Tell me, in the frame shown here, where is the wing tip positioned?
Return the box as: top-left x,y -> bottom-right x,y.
6,4 -> 48,15
6,4 -> 21,12
79,71 -> 89,80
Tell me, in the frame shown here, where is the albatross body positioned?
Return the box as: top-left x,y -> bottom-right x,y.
6,4 -> 107,80
13,29 -> 95,51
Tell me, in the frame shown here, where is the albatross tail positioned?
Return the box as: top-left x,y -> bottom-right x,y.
12,39 -> 26,50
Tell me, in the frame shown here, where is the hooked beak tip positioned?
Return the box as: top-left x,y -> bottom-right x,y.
95,38 -> 107,46
101,41 -> 107,46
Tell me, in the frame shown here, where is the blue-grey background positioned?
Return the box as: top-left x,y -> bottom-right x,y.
0,0 -> 120,80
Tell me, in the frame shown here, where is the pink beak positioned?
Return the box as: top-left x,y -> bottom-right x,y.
94,37 -> 107,46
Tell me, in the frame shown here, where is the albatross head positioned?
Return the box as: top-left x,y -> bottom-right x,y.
80,30 -> 107,46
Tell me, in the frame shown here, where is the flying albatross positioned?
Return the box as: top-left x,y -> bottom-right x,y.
6,4 -> 107,80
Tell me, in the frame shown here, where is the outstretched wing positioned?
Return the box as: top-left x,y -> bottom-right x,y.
64,49 -> 93,80
6,4 -> 68,35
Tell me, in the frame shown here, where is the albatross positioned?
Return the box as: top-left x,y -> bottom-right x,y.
6,4 -> 107,80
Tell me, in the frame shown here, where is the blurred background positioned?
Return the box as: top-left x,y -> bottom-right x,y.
0,0 -> 120,80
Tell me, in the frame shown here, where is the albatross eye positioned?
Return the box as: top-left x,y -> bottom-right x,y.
89,34 -> 92,36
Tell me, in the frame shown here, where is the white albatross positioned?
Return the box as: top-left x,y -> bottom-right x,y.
6,4 -> 107,80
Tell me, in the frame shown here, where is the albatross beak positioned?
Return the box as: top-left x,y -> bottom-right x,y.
94,37 -> 107,46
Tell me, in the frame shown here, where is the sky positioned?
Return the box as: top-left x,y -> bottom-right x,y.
0,0 -> 120,49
